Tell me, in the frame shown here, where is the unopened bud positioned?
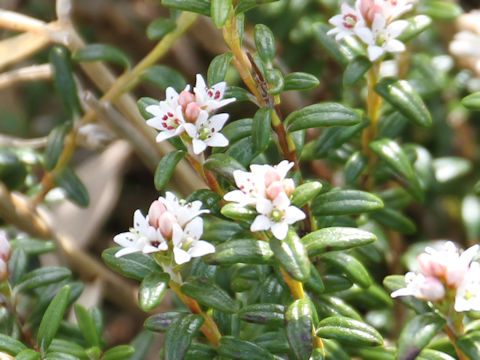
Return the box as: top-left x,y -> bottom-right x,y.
0,232 -> 11,262
148,200 -> 167,228
159,211 -> 177,238
178,90 -> 195,110
283,178 -> 295,196
420,277 -> 445,301
185,102 -> 201,122
359,0 -> 382,24
266,181 -> 284,200
264,169 -> 281,188
417,253 -> 445,278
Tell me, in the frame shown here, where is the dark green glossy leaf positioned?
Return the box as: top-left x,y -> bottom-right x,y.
205,239 -> 273,265
102,247 -> 162,281
343,56 -> 371,87
312,189 -> 383,216
185,343 -> 217,360
164,314 -> 204,360
270,229 -> 310,282
0,333 -> 27,355
266,68 -> 284,95
154,150 -> 186,190
222,118 -> 252,143
146,18 -> 176,40
15,266 -> 71,293
462,91 -> 480,110
144,312 -> 187,332
140,65 -> 186,92
370,208 -> 417,234
103,345 -> 135,360
225,136 -> 259,166
316,316 -> 383,346
204,153 -> 245,183
252,108 -> 272,152
238,303 -> 285,326
0,147 -> 27,190
126,330 -> 154,360
345,151 -> 367,184
14,349 -> 41,360
321,252 -> 373,288
254,24 -> 275,62
375,78 -> 432,128
456,331 -> 480,360
291,181 -> 323,208
48,339 -> 87,359
10,238 -> 56,256
139,273 -> 169,312
44,123 -> 71,171
74,304 -> 101,348
161,0 -> 211,16
37,285 -> 71,352
218,336 -> 273,360
286,103 -> 361,132
221,203 -> 256,222
417,349 -> 456,360
72,44 -> 131,69
285,299 -> 315,360
284,72 -> 319,91
54,167 -> 89,207
208,52 -> 233,86
181,277 -> 239,313
211,0 -> 232,28
397,314 -> 446,360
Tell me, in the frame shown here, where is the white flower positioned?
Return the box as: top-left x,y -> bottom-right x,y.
377,0 -> 417,22
159,192 -> 209,227
184,111 -> 229,154
171,217 -> 215,265
194,74 -> 236,113
391,272 -> 446,302
367,13 -> 408,61
455,261 -> 480,312
146,101 -> 187,143
328,3 -> 374,44
251,192 -> 306,240
114,210 -> 168,257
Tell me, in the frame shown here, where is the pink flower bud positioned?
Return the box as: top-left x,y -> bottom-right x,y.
264,169 -> 281,188
358,0 -> 382,24
0,231 -> 11,262
178,90 -> 195,110
0,259 -> 7,282
158,211 -> 177,238
185,102 -> 201,122
148,200 -> 167,228
282,178 -> 295,196
266,181 -> 285,200
420,277 -> 445,301
417,253 -> 445,278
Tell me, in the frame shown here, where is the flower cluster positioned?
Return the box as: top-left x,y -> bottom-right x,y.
0,231 -> 11,282
391,241 -> 480,312
114,192 -> 215,267
145,75 -> 234,155
224,161 -> 305,240
328,0 -> 417,61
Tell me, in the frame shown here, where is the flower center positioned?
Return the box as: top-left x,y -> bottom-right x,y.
343,13 -> 357,28
271,209 -> 284,222
182,236 -> 195,250
161,112 -> 181,130
199,127 -> 211,140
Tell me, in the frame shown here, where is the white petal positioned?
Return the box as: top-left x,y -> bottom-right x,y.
271,222 -> 288,240
211,81 -> 227,97
114,232 -> 136,248
275,160 -> 294,179
460,245 -> 479,266
166,87 -> 179,103
183,123 -> 197,138
189,240 -> 215,257
192,139 -> 207,154
195,74 -> 207,91
355,27 -> 374,45
256,198 -> 274,215
184,217 -> 204,240
391,287 -> 414,298
205,133 -> 229,148
156,130 -> 176,143
388,20 -> 409,38
115,246 -> 140,257
145,104 -> 162,117
372,13 -> 386,32
328,14 -> 344,28
173,247 -> 191,265
172,223 -> 184,247
285,206 -> 306,224
217,98 -> 236,108
385,39 -> 406,53
224,190 -> 247,203
146,117 -> 164,131
208,113 -> 229,131
251,215 -> 271,232
367,45 -> 385,61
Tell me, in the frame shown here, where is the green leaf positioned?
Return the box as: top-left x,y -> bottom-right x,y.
422,1 -> 463,21
37,285 -> 71,352
54,167 -> 89,207
397,314 -> 446,360
102,247 -> 162,281
15,266 -> 71,293
139,273 -> 169,312
140,65 -> 186,92
126,330 -> 154,360
433,157 -> 472,183
315,296 -> 362,321
137,97 -> 158,120
266,68 -> 284,95
164,314 -> 204,360
316,316 -> 383,346
225,86 -> 255,103
291,181 -> 323,208
0,147 -> 27,190
211,0 -> 232,28
370,138 -> 423,202
14,349 -> 41,360
44,123 -> 72,171
252,108 -> 272,152
312,23 -> 349,67
74,304 -> 101,348
343,56 -> 372,87
321,252 -> 373,288
285,299 -> 315,360
370,207 -> 417,234
226,136 -> 259,166
345,151 -> 368,184
208,53 -> 233,86
218,336 -> 273,360
43,352 -> 79,360
456,331 -> 480,360
103,345 -> 135,360
144,312 -> 187,332
374,78 -> 432,128
270,229 -> 310,282
222,118 -> 252,143
72,44 -> 131,69
204,153 -> 245,183
49,46 -> 82,117
383,275 -> 430,314
312,189 -> 383,216
238,303 -> 285,326
48,339 -> 87,359
181,277 -> 239,313
186,190 -> 222,217
284,72 -> 320,91
302,227 -> 376,256
417,349 -> 456,360
398,15 -> 432,42
154,150 -> 186,190
185,343 -> 217,360
205,239 -> 274,265
221,203 -> 257,222
162,0 -> 211,15
146,18 -> 176,40
0,333 -> 27,355
286,103 -> 361,132
254,24 -> 276,62
10,238 -> 56,256
462,91 -> 480,110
